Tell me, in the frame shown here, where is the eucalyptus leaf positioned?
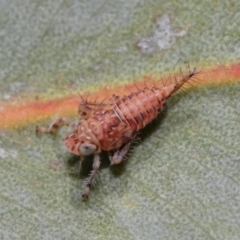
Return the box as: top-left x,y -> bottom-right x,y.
0,0 -> 240,240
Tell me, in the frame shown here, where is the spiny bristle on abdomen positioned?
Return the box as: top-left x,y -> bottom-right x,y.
164,67 -> 199,98
114,68 -> 198,132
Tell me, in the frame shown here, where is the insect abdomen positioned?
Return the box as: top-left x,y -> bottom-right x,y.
113,69 -> 197,132
114,87 -> 166,131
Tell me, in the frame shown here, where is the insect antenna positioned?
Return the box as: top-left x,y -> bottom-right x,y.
78,156 -> 84,179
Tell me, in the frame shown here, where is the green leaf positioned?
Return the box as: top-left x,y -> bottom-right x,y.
0,1 -> 240,239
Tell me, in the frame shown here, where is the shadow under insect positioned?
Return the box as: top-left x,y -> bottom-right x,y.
66,148 -> 127,180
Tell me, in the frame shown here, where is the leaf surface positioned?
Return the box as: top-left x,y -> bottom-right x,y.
0,1 -> 240,239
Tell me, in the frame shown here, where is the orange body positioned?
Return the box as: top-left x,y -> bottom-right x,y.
65,69 -> 197,156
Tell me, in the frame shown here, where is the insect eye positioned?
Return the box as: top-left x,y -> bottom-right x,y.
79,143 -> 97,156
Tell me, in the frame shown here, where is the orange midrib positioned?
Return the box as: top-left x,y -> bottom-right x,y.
1,63 -> 240,129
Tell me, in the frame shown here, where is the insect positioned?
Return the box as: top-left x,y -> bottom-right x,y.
36,68 -> 199,199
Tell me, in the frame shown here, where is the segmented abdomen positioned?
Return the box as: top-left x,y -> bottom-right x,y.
113,87 -> 166,131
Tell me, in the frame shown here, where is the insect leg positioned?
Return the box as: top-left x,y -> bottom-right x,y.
36,117 -> 71,133
82,154 -> 100,199
109,135 -> 137,165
